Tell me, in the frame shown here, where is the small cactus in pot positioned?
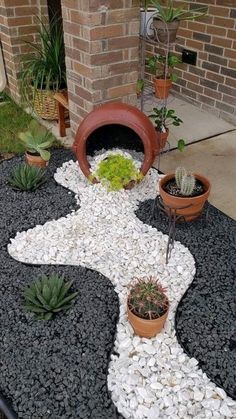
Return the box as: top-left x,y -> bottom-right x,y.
175,167 -> 196,196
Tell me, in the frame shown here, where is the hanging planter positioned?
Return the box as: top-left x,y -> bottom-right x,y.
140,7 -> 156,37
153,18 -> 179,44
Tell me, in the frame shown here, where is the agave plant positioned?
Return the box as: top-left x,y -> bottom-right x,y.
19,120 -> 54,161
8,164 -> 46,191
128,276 -> 169,320
23,273 -> 79,320
150,0 -> 207,22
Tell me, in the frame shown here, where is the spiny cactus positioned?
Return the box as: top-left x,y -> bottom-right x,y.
175,166 -> 187,189
8,164 -> 46,191
128,276 -> 169,320
180,174 -> 196,196
23,273 -> 79,320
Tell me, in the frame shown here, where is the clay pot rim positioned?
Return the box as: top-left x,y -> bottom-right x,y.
127,302 -> 169,323
26,151 -> 41,157
160,173 -> 211,201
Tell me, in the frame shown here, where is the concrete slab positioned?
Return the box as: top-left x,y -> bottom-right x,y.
142,95 -> 235,149
155,131 -> 236,220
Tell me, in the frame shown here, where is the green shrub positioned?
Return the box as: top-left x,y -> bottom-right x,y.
8,164 -> 46,191
95,154 -> 142,191
23,273 -> 79,320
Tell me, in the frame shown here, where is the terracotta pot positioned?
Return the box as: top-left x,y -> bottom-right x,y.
25,152 -> 48,168
152,19 -> 180,44
154,78 -> 172,99
73,102 -> 159,185
127,304 -> 169,338
159,173 -> 211,222
156,128 -> 169,149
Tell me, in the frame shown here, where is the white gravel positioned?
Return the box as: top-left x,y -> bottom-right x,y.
8,151 -> 236,419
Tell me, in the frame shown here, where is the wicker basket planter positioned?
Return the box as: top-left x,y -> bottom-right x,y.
33,88 -> 67,121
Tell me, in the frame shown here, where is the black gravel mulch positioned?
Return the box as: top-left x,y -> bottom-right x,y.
0,150 -> 123,419
136,199 -> 236,400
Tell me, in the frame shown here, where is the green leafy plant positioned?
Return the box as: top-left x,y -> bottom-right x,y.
95,154 -> 142,191
19,120 -> 54,160
150,0 -> 207,22
8,164 -> 46,191
23,273 -> 79,320
147,53 -> 181,82
149,107 -> 185,151
136,79 -> 144,95
20,14 -> 66,104
128,276 -> 169,320
175,166 -> 196,196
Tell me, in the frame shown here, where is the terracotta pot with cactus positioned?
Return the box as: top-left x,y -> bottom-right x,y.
159,167 -> 211,221
127,276 -> 169,338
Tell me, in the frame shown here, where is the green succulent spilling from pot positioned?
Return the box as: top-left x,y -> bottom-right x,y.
95,154 -> 143,191
23,273 -> 79,320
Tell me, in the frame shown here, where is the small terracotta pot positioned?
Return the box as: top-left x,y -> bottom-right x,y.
159,173 -> 211,222
153,19 -> 180,44
25,152 -> 48,168
156,128 -> 169,149
127,304 -> 169,338
154,78 -> 172,99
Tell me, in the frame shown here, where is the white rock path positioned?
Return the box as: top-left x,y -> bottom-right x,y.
8,153 -> 236,419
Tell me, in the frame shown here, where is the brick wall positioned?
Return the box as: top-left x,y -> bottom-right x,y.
145,0 -> 236,124
174,0 -> 236,124
0,0 -> 48,101
61,0 -> 140,135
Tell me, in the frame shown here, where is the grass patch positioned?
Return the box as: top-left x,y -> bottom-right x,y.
0,95 -> 61,154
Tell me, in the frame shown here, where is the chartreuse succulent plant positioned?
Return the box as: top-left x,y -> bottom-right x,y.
95,154 -> 143,191
23,273 -> 79,320
19,120 -> 55,161
175,167 -> 196,196
8,164 -> 46,191
128,276 -> 169,320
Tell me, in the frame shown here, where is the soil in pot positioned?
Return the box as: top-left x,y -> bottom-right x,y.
164,178 -> 205,198
159,174 -> 211,222
25,152 -> 48,168
127,304 -> 169,338
153,19 -> 180,44
154,78 -> 172,99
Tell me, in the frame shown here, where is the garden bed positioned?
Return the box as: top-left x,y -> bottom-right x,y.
1,149 -> 236,418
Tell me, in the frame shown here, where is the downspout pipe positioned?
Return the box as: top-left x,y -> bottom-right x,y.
0,41 -> 7,92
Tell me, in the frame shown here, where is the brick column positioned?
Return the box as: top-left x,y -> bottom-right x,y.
0,0 -> 48,101
61,0 -> 140,135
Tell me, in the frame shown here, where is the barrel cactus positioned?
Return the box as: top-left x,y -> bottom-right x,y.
175,166 -> 187,189
180,174 -> 196,196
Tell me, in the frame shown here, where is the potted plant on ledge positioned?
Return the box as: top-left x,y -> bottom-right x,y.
149,106 -> 183,149
151,0 -> 207,44
159,166 -> 211,221
20,15 -> 66,120
147,53 -> 181,99
127,276 -> 169,338
19,120 -> 55,168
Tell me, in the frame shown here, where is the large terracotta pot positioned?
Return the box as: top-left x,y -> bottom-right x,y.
154,78 -> 172,99
73,102 -> 159,185
127,304 -> 169,338
25,152 -> 48,168
159,173 -> 211,222
152,19 -> 180,44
